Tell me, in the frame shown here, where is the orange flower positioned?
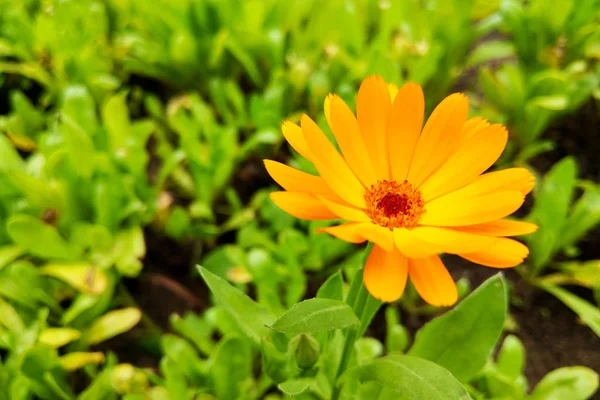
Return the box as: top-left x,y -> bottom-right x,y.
265,75 -> 536,306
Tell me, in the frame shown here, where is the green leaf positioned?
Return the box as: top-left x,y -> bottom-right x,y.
161,334 -> 206,386
353,355 -> 471,400
542,285 -> 600,337
212,337 -> 252,400
466,41 -> 515,68
160,358 -> 190,400
528,157 -> 578,270
270,298 -> 359,336
562,184 -> 600,250
85,308 -> 141,345
531,367 -> 599,400
316,271 -> 344,301
0,134 -> 23,171
197,266 -> 274,343
409,274 -> 507,382
496,335 -> 525,381
278,379 -> 312,396
7,215 -> 75,260
102,91 -> 130,154
0,297 -> 25,334
530,95 -> 568,110
0,245 -> 24,270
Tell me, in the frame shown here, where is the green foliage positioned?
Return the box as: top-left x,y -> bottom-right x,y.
470,335 -> 599,399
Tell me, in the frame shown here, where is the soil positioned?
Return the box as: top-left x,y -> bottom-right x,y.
120,98 -> 600,395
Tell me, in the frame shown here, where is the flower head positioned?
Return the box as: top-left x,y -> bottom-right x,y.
265,75 -> 536,306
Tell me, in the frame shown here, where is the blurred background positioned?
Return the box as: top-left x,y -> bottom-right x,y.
0,0 -> 599,399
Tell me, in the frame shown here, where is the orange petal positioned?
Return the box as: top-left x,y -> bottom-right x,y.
316,223 -> 366,244
460,238 -> 529,268
269,192 -> 337,220
356,75 -> 392,179
420,124 -> 508,202
455,219 -> 538,236
318,196 -> 371,222
387,82 -> 425,181
282,121 -> 313,162
329,95 -> 378,186
357,223 -> 395,251
420,190 -> 525,226
459,117 -> 490,142
364,246 -> 408,302
324,94 -> 334,128
407,93 -> 469,186
264,160 -> 336,195
408,255 -> 458,306
301,115 -> 366,208
484,168 -> 536,195
395,226 -> 497,257
394,228 -> 443,258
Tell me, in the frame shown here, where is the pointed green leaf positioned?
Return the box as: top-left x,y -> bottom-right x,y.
354,355 -> 470,400
197,266 -> 274,343
0,245 -> 24,270
542,284 -> 600,337
85,308 -> 141,345
7,215 -> 75,260
317,271 -> 344,301
270,298 -> 359,336
409,274 -> 507,382
531,367 -> 599,400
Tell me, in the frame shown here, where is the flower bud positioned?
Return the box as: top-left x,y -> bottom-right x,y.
290,334 -> 320,370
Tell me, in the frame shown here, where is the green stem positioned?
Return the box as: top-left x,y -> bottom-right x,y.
331,249 -> 382,399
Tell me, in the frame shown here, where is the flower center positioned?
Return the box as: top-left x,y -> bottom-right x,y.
364,180 -> 424,230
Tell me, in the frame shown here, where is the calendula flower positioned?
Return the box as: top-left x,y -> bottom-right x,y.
265,75 -> 536,306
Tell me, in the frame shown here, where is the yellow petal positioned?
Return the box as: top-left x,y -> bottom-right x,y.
316,223 -> 366,243
318,196 -> 371,222
329,95 -> 379,186
460,238 -> 529,268
388,82 -> 425,181
420,124 -> 508,202
455,219 -> 538,236
264,160 -> 335,195
420,190 -> 525,226
301,115 -> 367,208
408,255 -> 458,306
270,192 -> 337,220
364,246 -> 408,302
407,93 -> 469,186
356,75 -> 392,179
282,121 -> 313,162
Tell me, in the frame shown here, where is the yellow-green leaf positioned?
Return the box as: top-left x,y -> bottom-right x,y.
40,263 -> 108,294
86,308 -> 141,345
60,352 -> 105,371
39,328 -> 81,348
0,245 -> 24,270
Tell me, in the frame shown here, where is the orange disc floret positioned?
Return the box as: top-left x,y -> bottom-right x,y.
364,180 -> 425,230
